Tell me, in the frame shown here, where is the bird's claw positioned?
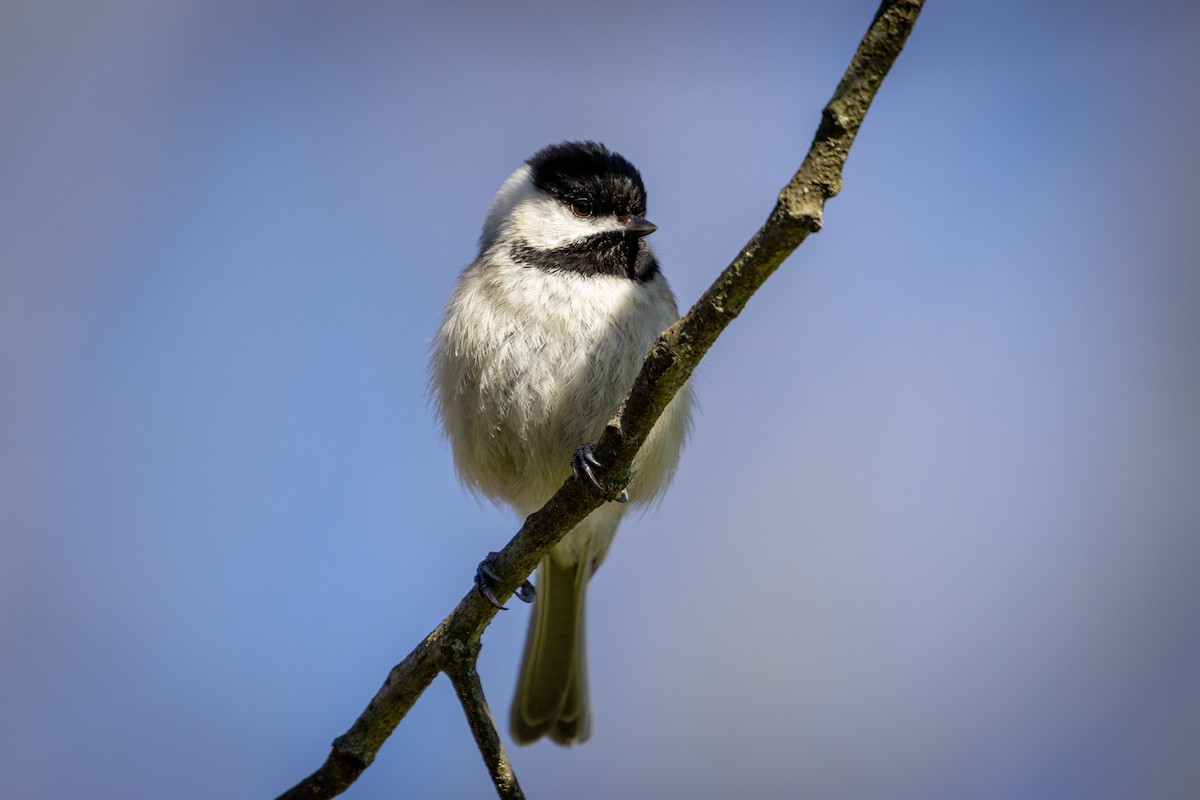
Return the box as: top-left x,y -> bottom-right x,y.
571,443 -> 631,503
475,551 -> 535,610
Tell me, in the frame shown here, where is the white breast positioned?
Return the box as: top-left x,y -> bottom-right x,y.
432,252 -> 691,516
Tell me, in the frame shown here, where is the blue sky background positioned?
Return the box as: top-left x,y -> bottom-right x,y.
3,1 -> 1199,798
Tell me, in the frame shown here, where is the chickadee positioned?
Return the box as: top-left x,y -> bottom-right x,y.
430,141 -> 693,745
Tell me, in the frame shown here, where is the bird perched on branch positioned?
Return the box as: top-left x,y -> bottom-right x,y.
430,141 -> 693,745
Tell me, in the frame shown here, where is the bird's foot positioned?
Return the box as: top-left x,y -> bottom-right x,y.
570,442 -> 631,503
475,551 -> 535,610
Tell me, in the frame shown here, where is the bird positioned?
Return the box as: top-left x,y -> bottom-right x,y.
430,141 -> 693,745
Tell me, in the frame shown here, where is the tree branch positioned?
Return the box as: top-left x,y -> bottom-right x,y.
445,641 -> 526,800
276,1 -> 924,797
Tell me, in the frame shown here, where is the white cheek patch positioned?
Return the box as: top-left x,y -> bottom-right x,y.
480,165 -> 626,251
510,193 -> 626,250
479,166 -> 537,250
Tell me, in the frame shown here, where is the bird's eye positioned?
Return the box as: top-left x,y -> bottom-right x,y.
569,198 -> 593,217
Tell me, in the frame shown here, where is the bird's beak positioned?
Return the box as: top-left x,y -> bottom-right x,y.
624,217 -> 658,238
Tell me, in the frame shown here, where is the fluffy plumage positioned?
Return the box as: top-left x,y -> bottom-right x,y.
431,142 -> 692,745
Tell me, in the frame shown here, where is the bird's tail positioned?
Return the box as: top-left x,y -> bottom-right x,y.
509,554 -> 591,745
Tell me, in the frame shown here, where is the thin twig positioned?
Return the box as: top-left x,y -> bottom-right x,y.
444,641 -> 526,800
275,2 -> 925,797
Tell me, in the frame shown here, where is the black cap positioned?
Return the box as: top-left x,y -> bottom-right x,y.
527,141 -> 648,220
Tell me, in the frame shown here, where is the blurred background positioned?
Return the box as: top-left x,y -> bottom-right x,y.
3,1 -> 1198,798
